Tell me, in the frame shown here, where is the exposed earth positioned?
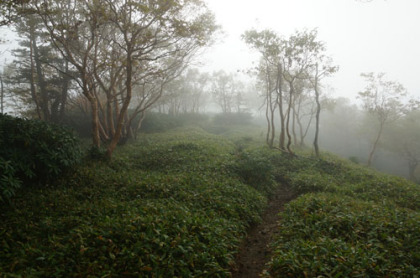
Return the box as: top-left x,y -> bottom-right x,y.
231,185 -> 296,278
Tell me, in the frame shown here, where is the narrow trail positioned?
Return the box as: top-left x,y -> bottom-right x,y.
231,185 -> 296,278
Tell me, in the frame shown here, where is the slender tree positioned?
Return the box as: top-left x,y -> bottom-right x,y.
311,61 -> 338,157
0,73 -> 4,113
243,29 -> 284,149
244,29 -> 336,154
384,110 -> 420,182
358,72 -> 407,166
211,70 -> 244,114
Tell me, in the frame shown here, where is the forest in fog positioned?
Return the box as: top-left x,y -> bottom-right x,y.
1,1 -> 420,277
1,0 -> 419,182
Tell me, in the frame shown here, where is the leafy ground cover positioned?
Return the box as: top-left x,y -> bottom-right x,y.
265,152 -> 420,277
0,126 -> 274,277
1,123 -> 419,277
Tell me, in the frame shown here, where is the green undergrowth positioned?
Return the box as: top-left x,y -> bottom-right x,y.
2,124 -> 419,277
0,126 -> 275,277
265,152 -> 420,277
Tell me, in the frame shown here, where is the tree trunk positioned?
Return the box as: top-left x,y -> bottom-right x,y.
292,105 -> 297,146
265,96 -> 271,146
106,49 -> 133,160
277,63 -> 285,150
367,120 -> 385,167
265,63 -> 275,148
295,107 -> 309,147
106,95 -> 115,137
134,111 -> 146,140
269,92 -> 276,148
90,97 -> 101,148
58,60 -> 70,123
29,38 -> 42,120
285,84 -> 294,154
314,65 -> 321,157
32,30 -> 50,121
0,75 -> 4,114
265,96 -> 272,147
408,159 -> 418,182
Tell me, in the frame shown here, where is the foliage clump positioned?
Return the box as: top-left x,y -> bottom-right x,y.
0,114 -> 81,202
231,147 -> 276,193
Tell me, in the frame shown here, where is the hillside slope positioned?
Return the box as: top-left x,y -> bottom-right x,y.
264,152 -> 420,277
1,126 -> 419,277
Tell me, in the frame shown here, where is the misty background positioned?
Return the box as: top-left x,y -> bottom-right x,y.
0,0 -> 419,181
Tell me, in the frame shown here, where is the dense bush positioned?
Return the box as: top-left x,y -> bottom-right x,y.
0,114 -> 82,202
0,158 -> 22,202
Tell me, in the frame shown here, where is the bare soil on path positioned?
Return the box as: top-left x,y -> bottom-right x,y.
231,185 -> 296,278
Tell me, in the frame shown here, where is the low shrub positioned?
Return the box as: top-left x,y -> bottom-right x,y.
0,158 -> 22,202
272,153 -> 420,210
139,112 -> 209,133
266,193 -> 420,277
212,112 -> 253,126
289,169 -> 341,194
0,114 -> 82,202
231,147 -> 276,193
0,126 -> 267,276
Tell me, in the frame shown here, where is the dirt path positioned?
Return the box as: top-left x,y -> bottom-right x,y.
231,185 -> 295,278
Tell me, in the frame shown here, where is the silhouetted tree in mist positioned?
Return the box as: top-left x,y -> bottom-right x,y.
358,73 -> 407,167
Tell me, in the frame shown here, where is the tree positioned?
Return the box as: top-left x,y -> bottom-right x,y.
281,29 -> 328,154
311,61 -> 338,157
6,14 -> 73,123
243,29 -> 284,149
31,0 -> 217,159
244,28 -> 337,154
292,78 -> 315,147
358,72 -> 407,166
0,0 -> 31,26
384,110 -> 420,182
211,71 -> 244,114
157,69 -> 210,115
0,71 -> 4,113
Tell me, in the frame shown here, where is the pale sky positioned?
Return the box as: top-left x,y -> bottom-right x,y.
199,0 -> 420,101
1,0 -> 419,102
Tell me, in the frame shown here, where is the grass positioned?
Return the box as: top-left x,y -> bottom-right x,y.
265,152 -> 420,277
1,125 -> 419,277
0,126 -> 273,277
